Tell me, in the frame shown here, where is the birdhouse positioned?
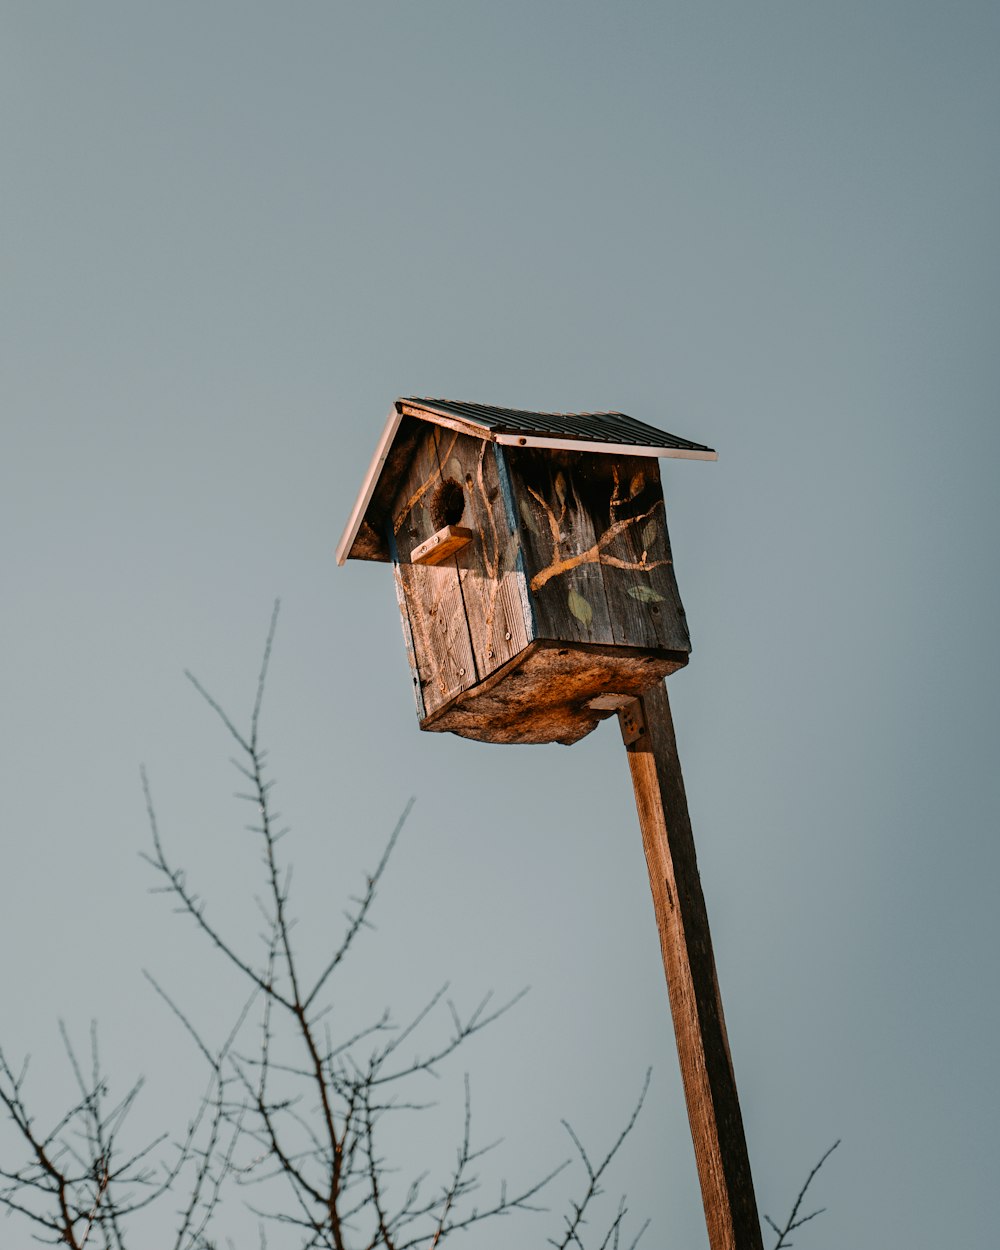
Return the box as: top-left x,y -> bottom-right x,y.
337,398 -> 716,745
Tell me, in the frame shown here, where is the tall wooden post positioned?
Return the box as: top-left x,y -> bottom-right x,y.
619,682 -> 763,1250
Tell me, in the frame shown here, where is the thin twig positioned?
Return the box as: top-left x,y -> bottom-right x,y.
764,1140 -> 840,1249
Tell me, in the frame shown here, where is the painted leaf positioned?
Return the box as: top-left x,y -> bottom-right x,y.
629,472 -> 644,498
627,585 -> 666,604
518,497 -> 539,536
567,589 -> 593,626
641,519 -> 660,551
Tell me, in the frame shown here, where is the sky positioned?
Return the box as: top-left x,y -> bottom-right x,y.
2,3 -> 999,1247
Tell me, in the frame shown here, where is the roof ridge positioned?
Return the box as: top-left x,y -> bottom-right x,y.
405,396 -> 629,418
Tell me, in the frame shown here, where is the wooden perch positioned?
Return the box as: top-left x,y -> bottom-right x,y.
411,526 -> 474,566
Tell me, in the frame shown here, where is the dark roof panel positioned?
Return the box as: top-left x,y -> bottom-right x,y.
401,397 -> 716,455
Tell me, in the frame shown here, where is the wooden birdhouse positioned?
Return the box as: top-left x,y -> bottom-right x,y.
339,400 -> 763,1250
337,398 -> 716,745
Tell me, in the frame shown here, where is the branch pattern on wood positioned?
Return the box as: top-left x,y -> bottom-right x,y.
514,453 -> 613,646
507,449 -> 691,652
527,468 -> 669,593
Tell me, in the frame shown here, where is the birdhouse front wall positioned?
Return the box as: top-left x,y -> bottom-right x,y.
388,424 -> 531,719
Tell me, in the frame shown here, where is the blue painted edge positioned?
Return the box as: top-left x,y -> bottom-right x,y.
492,443 -> 538,642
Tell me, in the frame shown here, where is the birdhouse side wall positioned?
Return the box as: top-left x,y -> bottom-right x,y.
502,447 -> 691,655
387,424 -> 532,717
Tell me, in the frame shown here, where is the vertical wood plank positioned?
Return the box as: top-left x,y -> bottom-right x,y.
397,561 -> 477,714
386,523 -> 425,719
620,683 -> 762,1250
492,444 -> 538,642
444,435 -> 530,680
391,426 -> 477,715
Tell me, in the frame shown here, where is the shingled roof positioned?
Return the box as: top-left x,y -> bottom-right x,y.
337,397 -> 717,564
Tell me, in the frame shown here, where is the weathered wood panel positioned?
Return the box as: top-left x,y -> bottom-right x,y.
387,526 -> 425,719
504,447 -> 689,654
422,639 -> 686,745
585,456 -> 690,653
390,426 -> 477,715
438,435 -> 530,682
620,684 -> 762,1250
504,448 -> 615,646
492,445 -> 538,641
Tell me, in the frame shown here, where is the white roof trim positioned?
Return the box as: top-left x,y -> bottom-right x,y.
493,432 -> 718,460
335,408 -> 402,565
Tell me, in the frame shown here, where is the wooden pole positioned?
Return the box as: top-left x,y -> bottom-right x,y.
618,682 -> 763,1250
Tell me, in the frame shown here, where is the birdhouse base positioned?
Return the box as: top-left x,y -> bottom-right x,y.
419,640 -> 688,746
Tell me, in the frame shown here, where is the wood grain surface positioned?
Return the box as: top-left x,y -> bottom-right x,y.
421,639 -> 686,744
620,683 -> 763,1250
504,447 -> 691,654
390,425 -> 477,714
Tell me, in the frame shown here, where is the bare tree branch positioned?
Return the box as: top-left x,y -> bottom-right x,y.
764,1140 -> 840,1249
549,1070 -> 651,1250
0,605 -> 836,1250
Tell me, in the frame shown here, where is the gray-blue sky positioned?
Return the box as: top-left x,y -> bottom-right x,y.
2,3 -> 998,1246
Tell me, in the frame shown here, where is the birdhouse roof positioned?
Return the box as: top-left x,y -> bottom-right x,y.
337,397 -> 717,564
392,397 -> 717,455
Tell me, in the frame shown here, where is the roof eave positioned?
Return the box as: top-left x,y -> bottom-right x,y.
492,432 -> 717,459
335,407 -> 402,566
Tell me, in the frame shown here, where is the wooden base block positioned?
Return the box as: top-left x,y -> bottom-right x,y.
420,639 -> 687,745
